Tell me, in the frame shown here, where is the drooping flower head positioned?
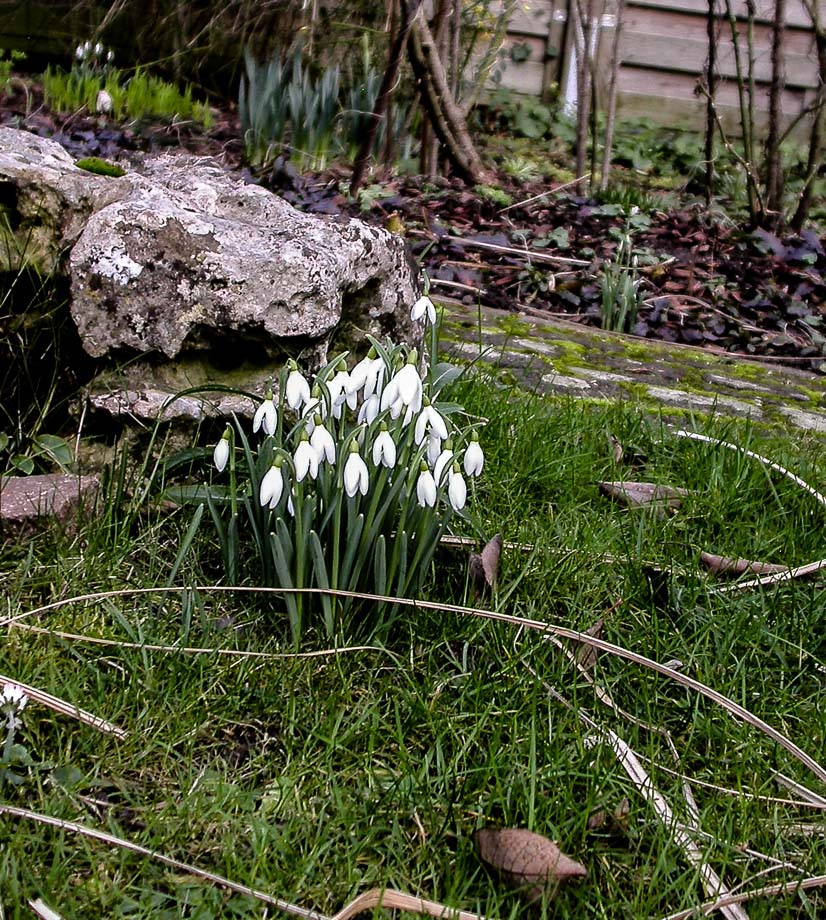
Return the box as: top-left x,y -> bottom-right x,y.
213,425 -> 233,472
285,359 -> 311,412
252,384 -> 278,436
259,457 -> 285,509
343,441 -> 370,497
310,416 -> 336,465
447,463 -> 467,511
464,432 -> 484,477
410,294 -> 437,325
294,431 -> 320,482
416,461 -> 437,508
372,423 -> 397,469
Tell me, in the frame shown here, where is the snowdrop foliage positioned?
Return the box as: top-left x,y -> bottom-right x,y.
202,304 -> 485,643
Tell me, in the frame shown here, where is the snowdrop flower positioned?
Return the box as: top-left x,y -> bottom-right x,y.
294,432 -> 319,482
252,387 -> 278,436
310,417 -> 336,465
285,361 -> 311,411
301,388 -> 325,432
287,490 -> 295,517
414,400 -> 449,445
448,464 -> 467,511
463,432 -> 484,477
107,50 -> 115,63
75,45 -> 84,60
348,350 -> 384,399
213,426 -> 232,472
411,294 -> 437,325
328,361 -> 356,419
358,393 -> 380,425
427,432 -> 443,469
416,462 -> 437,508
94,42 -> 103,55
433,439 -> 454,484
372,424 -> 396,469
343,442 -> 369,497
259,458 -> 285,509
393,352 -> 423,411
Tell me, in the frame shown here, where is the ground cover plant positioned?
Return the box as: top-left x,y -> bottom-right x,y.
3,355 -> 826,917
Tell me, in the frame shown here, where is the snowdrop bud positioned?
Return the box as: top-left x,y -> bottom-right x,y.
213,426 -> 232,472
94,42 -> 102,55
285,360 -> 310,411
416,461 -> 437,508
252,387 -> 278,435
343,442 -> 369,497
372,423 -> 397,469
294,432 -> 319,481
463,432 -> 484,477
75,45 -> 84,59
448,463 -> 467,511
259,457 -> 285,508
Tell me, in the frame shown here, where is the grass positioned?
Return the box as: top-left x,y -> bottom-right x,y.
2,368 -> 826,918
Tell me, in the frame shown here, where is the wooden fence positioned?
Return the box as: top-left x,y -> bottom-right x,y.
497,0 -> 820,131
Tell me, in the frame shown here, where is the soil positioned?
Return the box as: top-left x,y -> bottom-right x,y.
3,80 -> 826,374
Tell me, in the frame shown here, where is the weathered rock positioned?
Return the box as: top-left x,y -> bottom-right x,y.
69,153 -> 419,360
0,128 -> 127,273
0,474 -> 100,524
0,127 -> 420,421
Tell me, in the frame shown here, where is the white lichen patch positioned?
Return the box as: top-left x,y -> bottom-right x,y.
94,247 -> 144,285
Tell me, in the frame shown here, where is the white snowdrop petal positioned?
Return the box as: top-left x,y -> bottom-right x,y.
448,471 -> 467,511
416,469 -> 437,507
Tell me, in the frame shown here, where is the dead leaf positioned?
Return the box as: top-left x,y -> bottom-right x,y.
699,551 -> 789,577
469,533 -> 502,598
575,618 -> 604,671
599,481 -> 690,517
608,434 -> 624,464
475,827 -> 586,902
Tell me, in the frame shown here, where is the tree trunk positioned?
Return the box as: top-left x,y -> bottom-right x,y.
704,0 -> 718,205
600,0 -> 626,191
763,0 -> 787,225
408,14 -> 494,185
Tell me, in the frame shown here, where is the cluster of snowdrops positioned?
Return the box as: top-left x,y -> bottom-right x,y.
205,295 -> 484,642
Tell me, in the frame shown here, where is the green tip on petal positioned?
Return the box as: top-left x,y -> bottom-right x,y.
419,459 -> 429,472
406,348 -> 418,365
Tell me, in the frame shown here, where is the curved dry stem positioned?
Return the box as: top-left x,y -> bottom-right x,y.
660,873 -> 826,920
0,806 -> 486,920
5,585 -> 826,785
0,673 -> 126,738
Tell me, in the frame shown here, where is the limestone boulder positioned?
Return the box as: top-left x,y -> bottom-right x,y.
69,154 -> 419,360
0,127 -> 420,420
0,127 -> 127,273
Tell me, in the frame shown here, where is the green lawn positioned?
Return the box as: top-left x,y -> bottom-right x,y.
2,372 -> 826,919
